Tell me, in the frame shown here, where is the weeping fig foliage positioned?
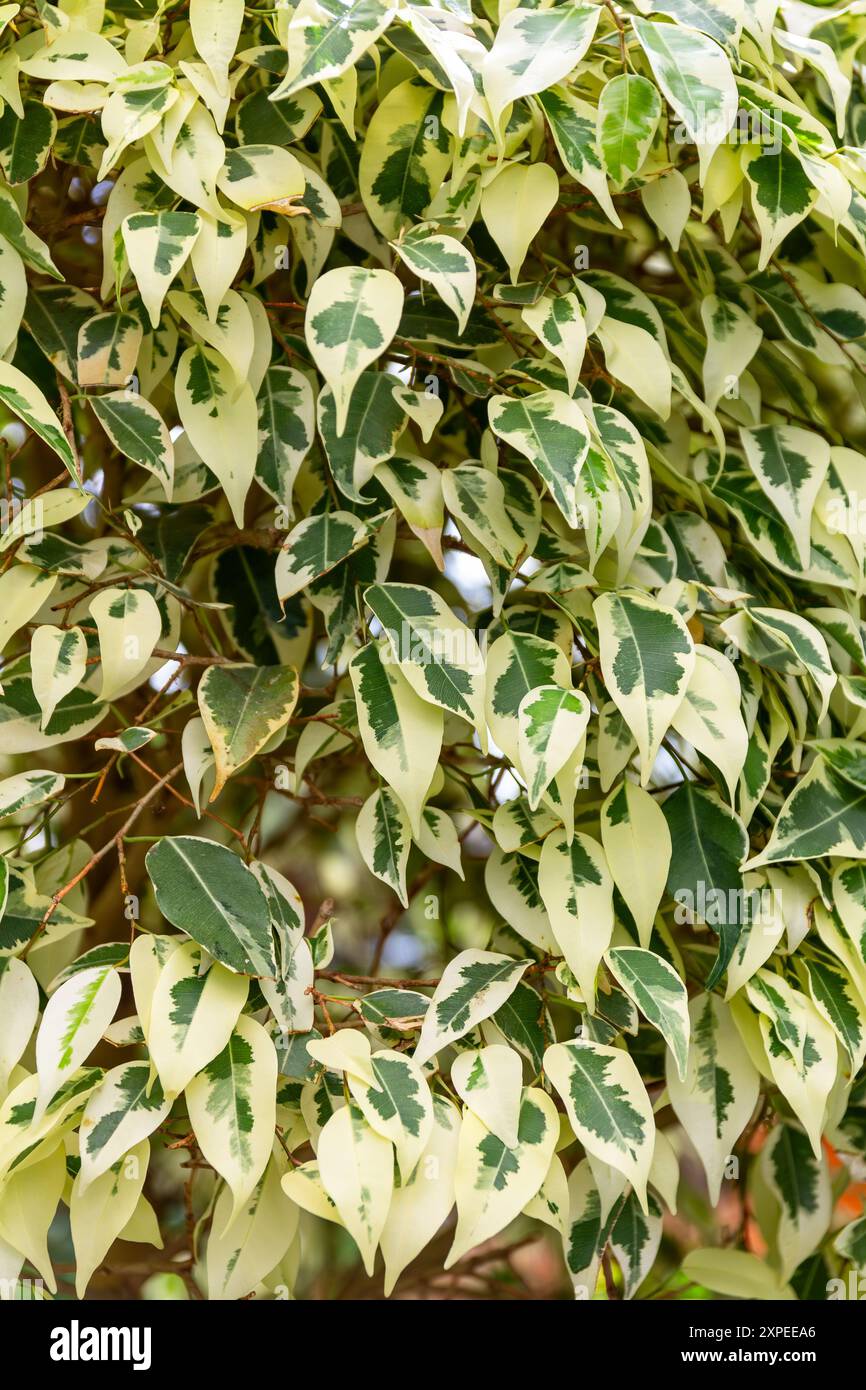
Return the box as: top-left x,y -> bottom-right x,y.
3,0 -> 866,1304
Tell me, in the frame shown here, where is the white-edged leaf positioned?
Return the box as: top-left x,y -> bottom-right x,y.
356,786 -> 412,906
538,830 -> 614,1009
545,1038 -> 655,1209
317,1102 -> 394,1276
348,1047 -> 433,1183
350,641 -> 444,836
594,589 -> 695,784
667,992 -> 759,1204
198,662 -> 299,798
146,836 -> 277,977
34,965 -> 121,1123
147,939 -> 249,1098
304,266 -> 403,434
78,1062 -> 171,1188
186,1013 -> 277,1230
89,586 -> 162,701
414,950 -> 530,1068
445,1085 -> 558,1268
606,947 -> 690,1081
451,1043 -> 523,1149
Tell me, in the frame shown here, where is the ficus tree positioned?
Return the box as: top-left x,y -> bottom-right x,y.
2,0 -> 866,1306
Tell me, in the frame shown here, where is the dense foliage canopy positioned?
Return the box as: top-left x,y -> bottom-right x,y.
3,0 -> 866,1303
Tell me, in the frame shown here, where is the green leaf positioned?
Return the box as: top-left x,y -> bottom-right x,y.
606,946 -> 690,1080
25,283 -> 98,382
0,98 -> 56,184
488,389 -> 590,527
489,980 -> 551,1074
662,782 -> 749,988
145,836 -> 277,977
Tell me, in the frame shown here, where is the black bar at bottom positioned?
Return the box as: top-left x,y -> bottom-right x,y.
9,1292 -> 856,1376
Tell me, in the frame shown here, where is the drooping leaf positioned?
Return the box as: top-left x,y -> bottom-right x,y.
33,966 -> 122,1123
186,1014 -> 278,1230
545,1039 -> 655,1208
594,590 -> 695,785
446,1086 -> 558,1268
